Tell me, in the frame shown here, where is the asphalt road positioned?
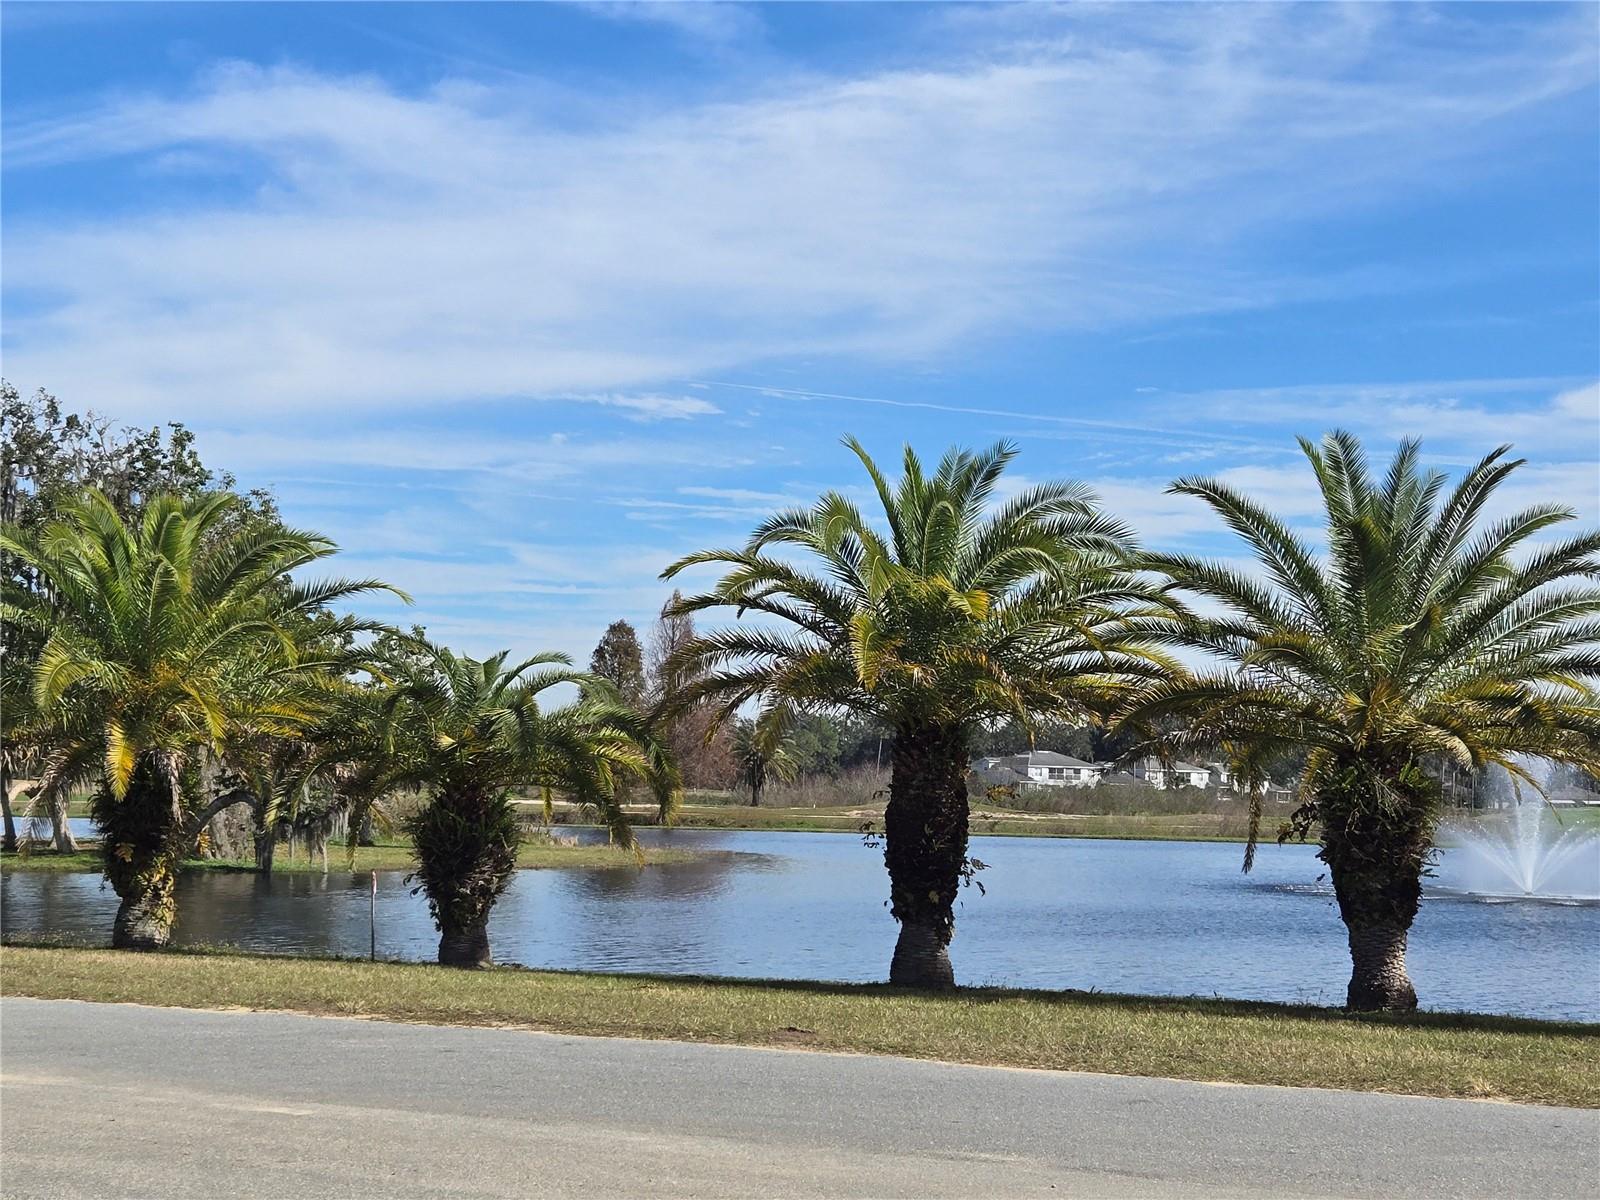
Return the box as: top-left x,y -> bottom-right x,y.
1,998 -> 1594,1199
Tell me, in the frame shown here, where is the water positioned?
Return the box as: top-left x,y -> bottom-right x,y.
1442,805 -> 1600,899
4,829 -> 1597,1022
7,817 -> 98,841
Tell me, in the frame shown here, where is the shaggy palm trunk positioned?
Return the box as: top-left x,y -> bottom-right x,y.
438,917 -> 492,968
253,822 -> 277,873
1,769 -> 16,853
96,757 -> 183,951
409,779 -> 518,969
50,789 -> 78,853
1321,799 -> 1428,1012
884,725 -> 969,989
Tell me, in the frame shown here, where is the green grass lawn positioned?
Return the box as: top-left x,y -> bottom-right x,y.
0,838 -> 710,875
642,802 -> 1262,841
3,944 -> 1593,1107
657,801 -> 1600,841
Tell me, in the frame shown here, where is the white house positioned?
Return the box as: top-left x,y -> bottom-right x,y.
1129,756 -> 1213,790
971,751 -> 1107,789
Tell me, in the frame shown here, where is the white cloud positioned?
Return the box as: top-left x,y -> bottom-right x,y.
4,6 -> 1594,422
588,392 -> 721,421
575,1 -> 764,47
187,425 -> 744,478
1162,377 -> 1600,459
1086,445 -> 1598,552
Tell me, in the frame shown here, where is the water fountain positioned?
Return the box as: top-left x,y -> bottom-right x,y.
1442,803 -> 1600,901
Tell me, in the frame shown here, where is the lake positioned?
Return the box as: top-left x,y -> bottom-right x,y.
4,828 -> 1596,1021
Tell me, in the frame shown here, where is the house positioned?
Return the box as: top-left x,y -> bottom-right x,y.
969,762 -> 1030,791
1547,786 -> 1600,808
970,750 -> 1107,788
1129,756 -> 1213,790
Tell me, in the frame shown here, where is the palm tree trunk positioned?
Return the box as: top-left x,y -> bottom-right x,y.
112,872 -> 178,949
410,779 -> 517,970
254,824 -> 277,872
890,920 -> 954,989
1344,920 -> 1415,1011
438,916 -> 492,968
1,768 -> 17,853
97,757 -> 183,950
1322,800 -> 1426,1012
883,724 -> 968,989
50,789 -> 78,853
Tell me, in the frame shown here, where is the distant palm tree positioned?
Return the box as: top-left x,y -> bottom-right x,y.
369,643 -> 679,967
0,490 -> 396,947
663,438 -> 1169,987
1123,433 -> 1600,1010
214,612 -> 391,871
731,719 -> 798,806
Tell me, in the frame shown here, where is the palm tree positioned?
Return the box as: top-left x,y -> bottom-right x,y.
369,643 -> 679,967
1123,432 -> 1600,1010
731,718 -> 798,806
662,438 -> 1169,987
0,489 -> 397,948
215,611 -> 388,872
1,665 -> 79,852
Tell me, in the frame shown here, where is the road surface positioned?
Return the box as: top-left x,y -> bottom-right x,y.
1,997 -> 1594,1198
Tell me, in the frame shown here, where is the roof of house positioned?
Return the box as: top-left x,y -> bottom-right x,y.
1012,750 -> 1100,769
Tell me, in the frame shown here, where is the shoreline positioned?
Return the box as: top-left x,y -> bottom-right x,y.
2,942 -> 1594,1108
0,840 -> 720,875
11,807 -> 1598,872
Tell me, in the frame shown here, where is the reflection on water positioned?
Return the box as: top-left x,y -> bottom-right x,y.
4,829 -> 1597,1022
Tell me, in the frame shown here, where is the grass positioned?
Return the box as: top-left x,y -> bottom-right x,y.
2,944 -> 1594,1108
626,802 -> 1265,842
599,799 -> 1600,843
17,799 -> 1597,859
1441,805 -> 1600,835
0,838 -> 711,875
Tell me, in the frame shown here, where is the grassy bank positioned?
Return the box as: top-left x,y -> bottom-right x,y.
0,839 -> 709,875
18,800 -> 1598,853
581,800 -> 1600,842
611,802 -> 1262,842
3,944 -> 1594,1107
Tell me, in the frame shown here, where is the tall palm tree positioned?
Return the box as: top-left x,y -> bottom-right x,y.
0,489 -> 397,948
662,438 -> 1169,987
368,643 -> 680,967
731,718 -> 798,806
1123,432 -> 1600,1010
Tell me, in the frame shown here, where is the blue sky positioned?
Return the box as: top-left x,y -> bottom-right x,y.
3,1 -> 1597,663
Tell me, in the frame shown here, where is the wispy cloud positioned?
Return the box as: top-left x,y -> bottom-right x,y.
4,4 -> 1592,665
589,392 -> 721,421
4,5 -> 1593,423
575,1 -> 764,47
1161,378 -> 1599,459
